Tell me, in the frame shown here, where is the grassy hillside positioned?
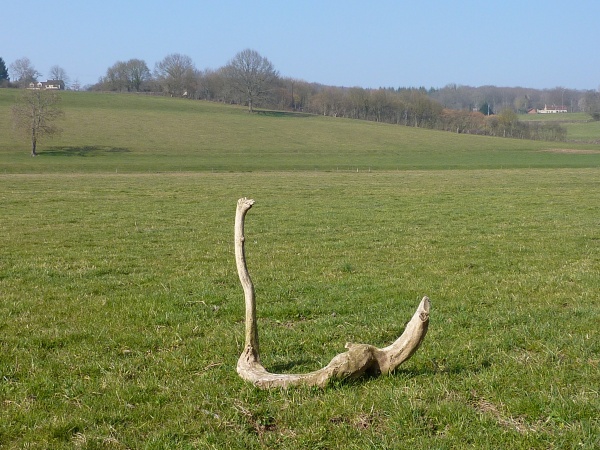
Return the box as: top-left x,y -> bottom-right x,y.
1,89 -> 599,173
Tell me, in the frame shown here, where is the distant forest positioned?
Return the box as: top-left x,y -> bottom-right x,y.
3,51 -> 600,141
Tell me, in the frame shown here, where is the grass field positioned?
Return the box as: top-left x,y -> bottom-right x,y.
1,90 -> 600,173
1,90 -> 599,448
520,112 -> 600,142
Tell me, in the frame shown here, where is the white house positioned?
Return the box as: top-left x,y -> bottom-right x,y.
27,80 -> 65,90
537,104 -> 568,114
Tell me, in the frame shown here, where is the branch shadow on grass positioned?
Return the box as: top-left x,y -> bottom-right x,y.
265,355 -> 491,381
42,146 -> 131,157
268,358 -> 320,373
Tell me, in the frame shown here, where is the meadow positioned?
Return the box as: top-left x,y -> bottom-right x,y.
520,112 -> 600,142
1,90 -> 600,173
0,91 -> 599,448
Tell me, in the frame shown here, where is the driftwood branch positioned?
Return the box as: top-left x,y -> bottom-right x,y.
235,198 -> 430,389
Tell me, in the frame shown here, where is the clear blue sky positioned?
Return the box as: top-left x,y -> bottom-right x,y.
4,0 -> 599,90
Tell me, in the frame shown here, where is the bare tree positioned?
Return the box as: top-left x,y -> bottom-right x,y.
49,65 -> 69,87
154,53 -> 196,97
310,87 -> 345,116
198,68 -> 227,101
126,59 -> 151,92
12,90 -> 64,156
100,59 -> 151,92
9,57 -> 41,87
497,108 -> 518,137
224,49 -> 279,112
581,91 -> 600,121
102,61 -> 129,91
347,87 -> 370,119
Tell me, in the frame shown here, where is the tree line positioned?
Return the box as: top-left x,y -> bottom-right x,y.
3,51 -> 600,141
1,56 -> 71,89
89,51 -> 599,141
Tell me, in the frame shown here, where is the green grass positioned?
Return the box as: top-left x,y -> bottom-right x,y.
1,90 -> 599,448
2,171 -> 599,448
564,121 -> 600,142
1,90 -> 599,173
520,112 -> 600,142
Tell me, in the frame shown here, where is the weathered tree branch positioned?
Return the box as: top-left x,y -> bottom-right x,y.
235,198 -> 430,389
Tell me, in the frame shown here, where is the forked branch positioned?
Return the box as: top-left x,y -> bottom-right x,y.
235,198 -> 430,389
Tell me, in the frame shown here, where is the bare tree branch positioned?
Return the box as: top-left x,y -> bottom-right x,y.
12,90 -> 64,156
224,49 -> 279,112
235,198 -> 430,389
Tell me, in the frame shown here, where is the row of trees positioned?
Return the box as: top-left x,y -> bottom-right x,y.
6,49 -> 279,157
4,51 -> 600,146
94,50 -> 278,112
93,53 -> 600,140
0,56 -> 72,89
300,87 -> 567,140
3,51 -> 599,121
438,108 -> 560,140
428,83 -> 600,121
91,51 -> 600,124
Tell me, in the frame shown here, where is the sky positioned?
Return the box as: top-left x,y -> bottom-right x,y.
3,0 -> 600,91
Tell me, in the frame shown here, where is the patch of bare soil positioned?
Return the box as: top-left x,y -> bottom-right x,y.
541,148 -> 600,154
469,391 -> 547,435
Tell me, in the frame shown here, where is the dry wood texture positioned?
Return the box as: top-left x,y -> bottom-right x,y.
235,198 -> 430,388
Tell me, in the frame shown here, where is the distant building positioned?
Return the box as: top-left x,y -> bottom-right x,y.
28,80 -> 65,90
537,104 -> 568,114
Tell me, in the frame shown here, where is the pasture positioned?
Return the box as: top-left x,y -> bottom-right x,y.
520,112 -> 600,142
0,91 -> 599,448
1,90 -> 600,173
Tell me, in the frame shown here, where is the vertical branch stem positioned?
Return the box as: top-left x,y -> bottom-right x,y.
235,198 -> 259,360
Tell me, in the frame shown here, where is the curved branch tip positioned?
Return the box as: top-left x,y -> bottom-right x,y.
237,197 -> 255,211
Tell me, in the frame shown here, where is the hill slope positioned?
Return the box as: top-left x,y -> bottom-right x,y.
1,90 -> 599,173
